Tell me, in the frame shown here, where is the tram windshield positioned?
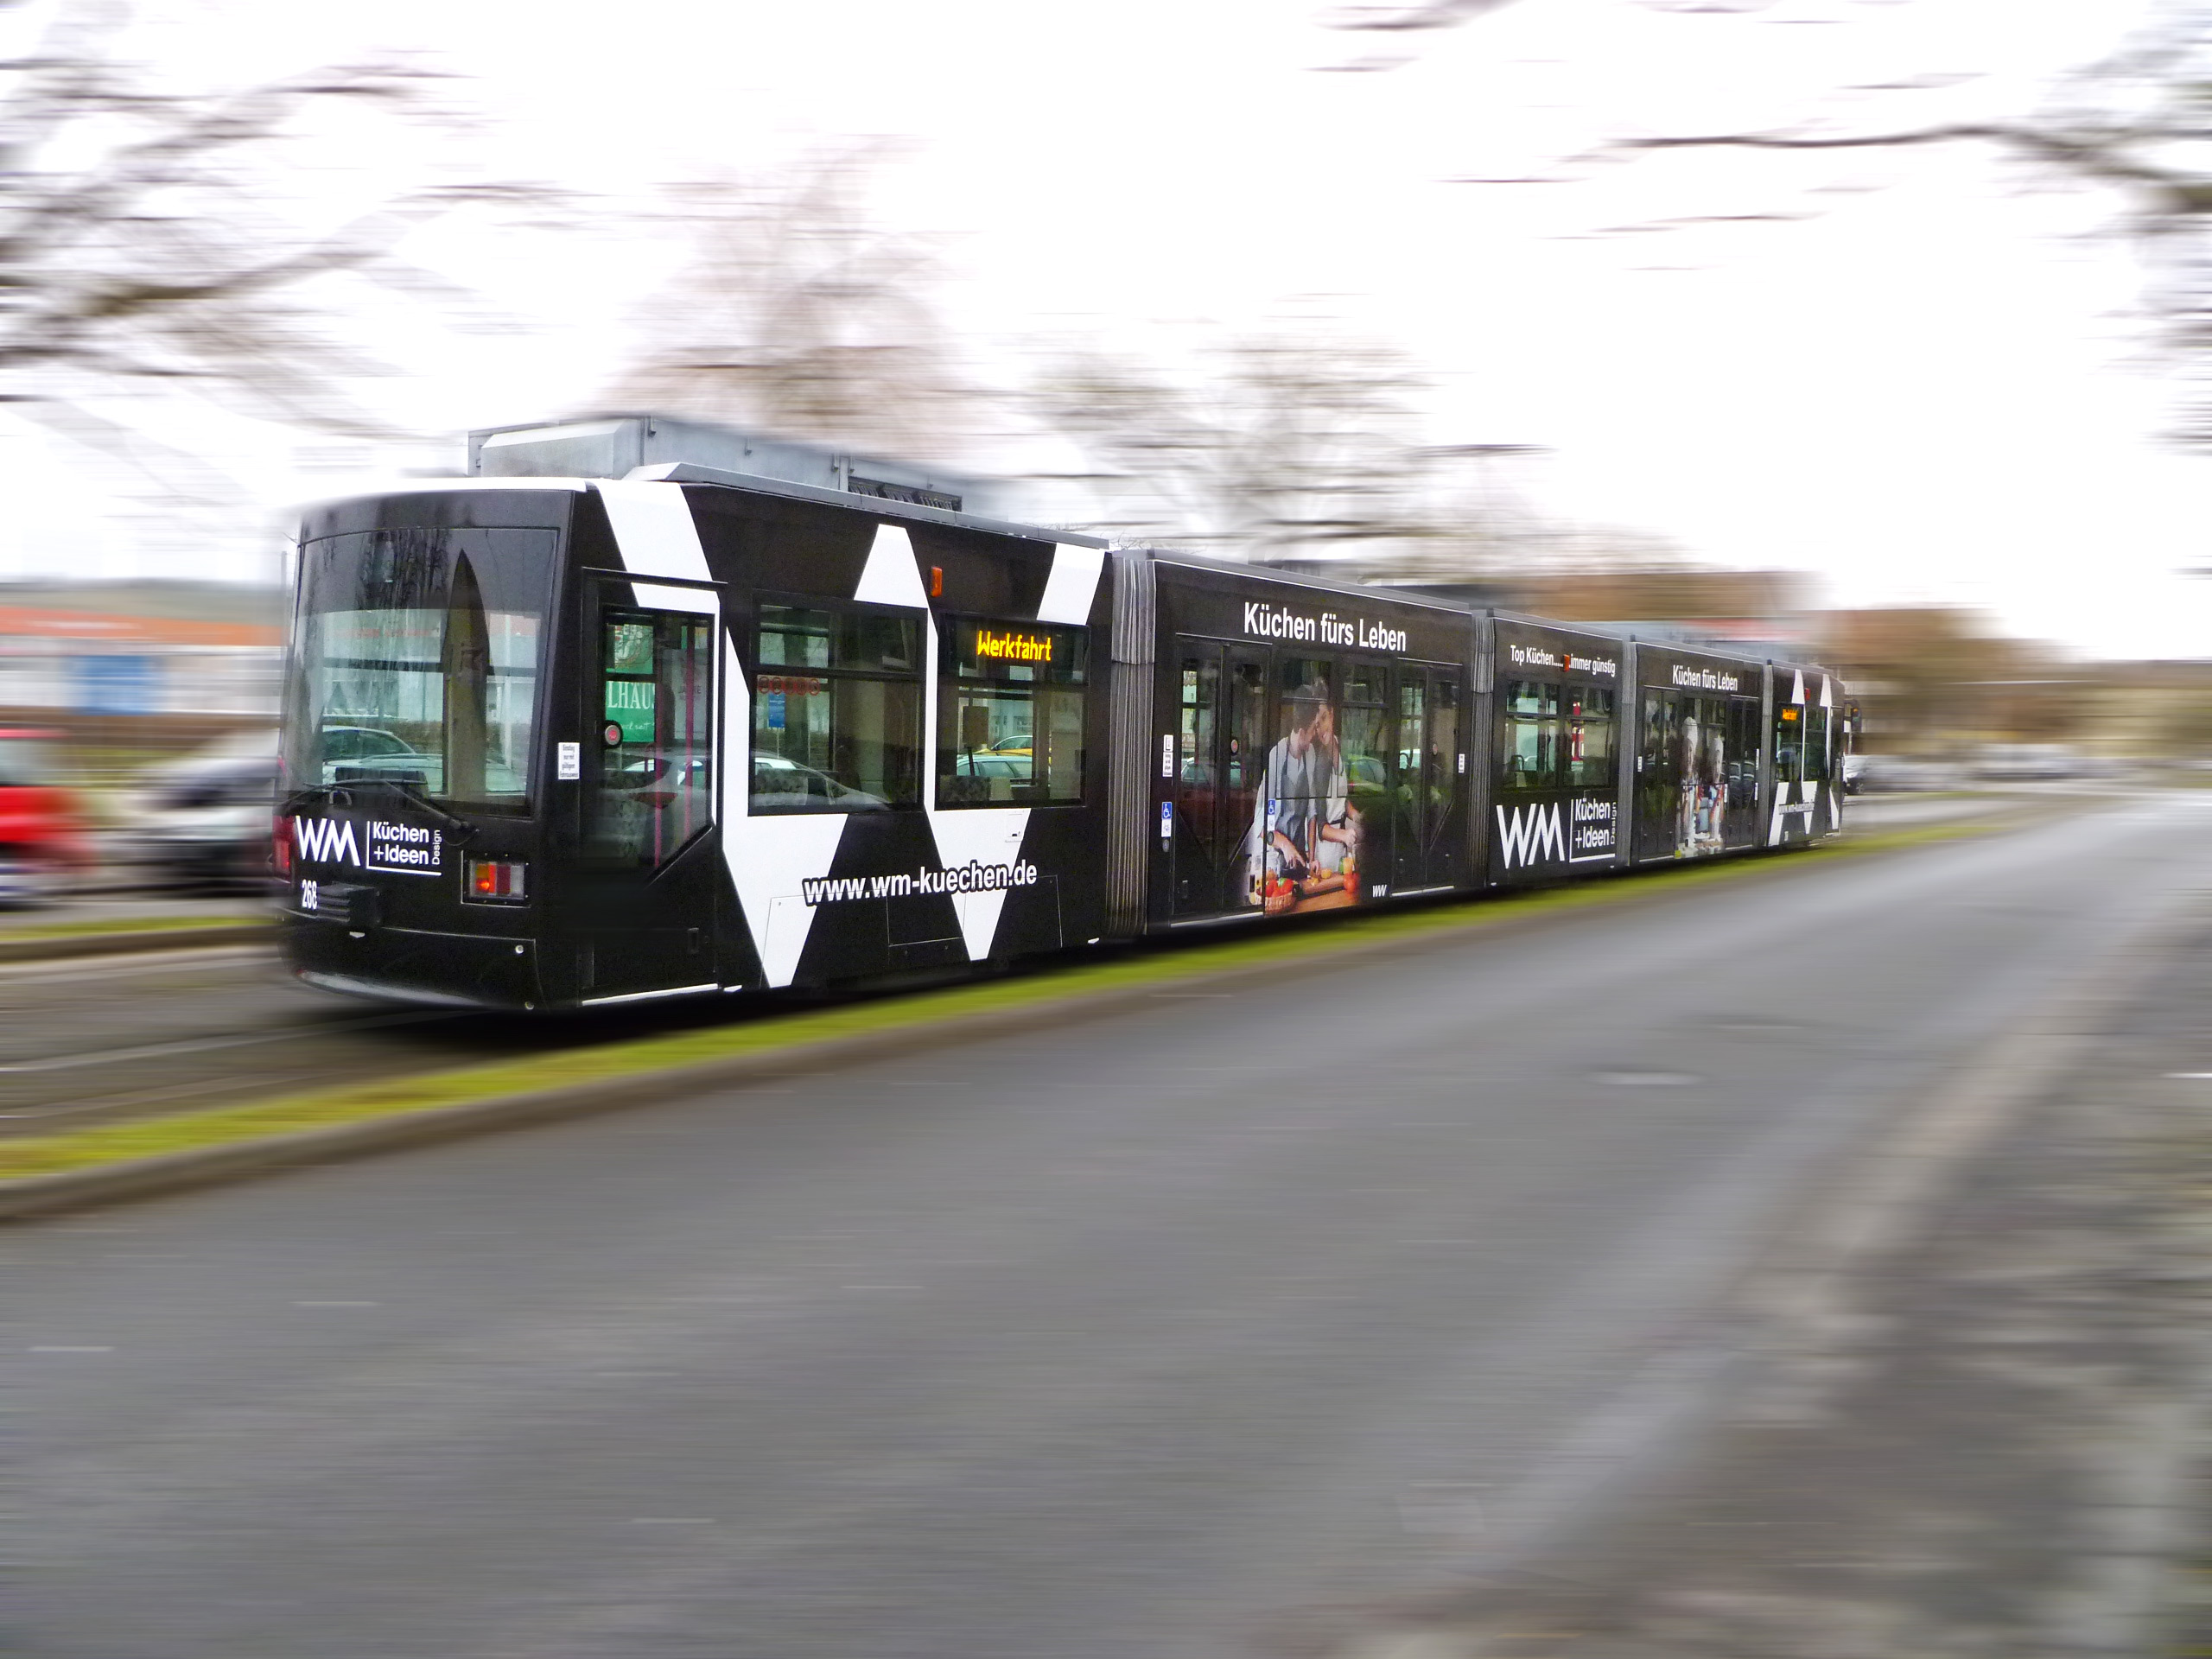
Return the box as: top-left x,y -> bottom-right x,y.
287,527 -> 555,811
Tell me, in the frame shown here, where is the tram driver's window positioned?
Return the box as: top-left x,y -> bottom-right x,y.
938,619 -> 1088,806
752,602 -> 922,812
588,608 -> 714,868
1498,678 -> 1561,789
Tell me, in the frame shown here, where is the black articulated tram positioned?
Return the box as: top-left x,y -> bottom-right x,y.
276,419 -> 1846,1010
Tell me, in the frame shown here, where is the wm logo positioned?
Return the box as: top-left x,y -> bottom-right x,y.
293,817 -> 360,868
1496,801 -> 1566,869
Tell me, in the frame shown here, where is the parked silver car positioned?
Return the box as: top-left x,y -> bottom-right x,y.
117,731 -> 279,889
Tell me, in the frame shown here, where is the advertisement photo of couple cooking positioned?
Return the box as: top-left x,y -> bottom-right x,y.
1246,677 -> 1363,916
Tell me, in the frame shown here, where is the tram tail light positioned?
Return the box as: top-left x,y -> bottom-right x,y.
468,858 -> 529,900
272,814 -> 293,876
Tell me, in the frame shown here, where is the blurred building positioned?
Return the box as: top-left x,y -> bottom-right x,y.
2075,658 -> 2212,763
1514,568 -> 1815,660
0,581 -> 283,752
1818,607 -> 2084,755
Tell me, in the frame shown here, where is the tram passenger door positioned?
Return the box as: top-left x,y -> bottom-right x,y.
1636,691 -> 1681,861
1723,696 -> 1763,847
571,582 -> 721,998
1389,668 -> 1463,893
1170,643 -> 1223,916
1413,671 -> 1463,889
1390,675 -> 1425,893
1223,652 -> 1268,905
1170,639 -> 1268,916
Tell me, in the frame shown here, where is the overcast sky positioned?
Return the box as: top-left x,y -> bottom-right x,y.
1,0 -> 2204,658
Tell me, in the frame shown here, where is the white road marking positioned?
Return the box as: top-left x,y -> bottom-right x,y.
1597,1071 -> 1700,1087
30,1345 -> 113,1353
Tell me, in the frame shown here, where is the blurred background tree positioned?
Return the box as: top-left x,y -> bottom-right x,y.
607,149 -> 982,463
1032,328 -> 1452,563
1329,0 -> 2212,447
0,0 -> 523,484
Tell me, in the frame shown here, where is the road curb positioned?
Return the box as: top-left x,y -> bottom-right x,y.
0,923 -> 272,964
0,821 -> 2003,1222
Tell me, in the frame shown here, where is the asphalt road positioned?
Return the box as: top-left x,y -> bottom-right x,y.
20,791 -> 2212,1659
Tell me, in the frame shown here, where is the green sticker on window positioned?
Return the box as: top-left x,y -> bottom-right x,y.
604,677 -> 656,742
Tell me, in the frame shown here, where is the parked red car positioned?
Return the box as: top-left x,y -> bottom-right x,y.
0,728 -> 95,900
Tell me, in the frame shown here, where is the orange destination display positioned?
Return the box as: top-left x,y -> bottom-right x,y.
972,626 -> 1055,664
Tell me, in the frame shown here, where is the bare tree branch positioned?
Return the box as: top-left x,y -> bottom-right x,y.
1600,12 -> 2212,442
0,1 -> 537,467
608,149 -> 983,459
1614,119 -> 2212,215
1372,0 -> 2212,444
1321,0 -> 1522,34
1034,331 -> 1472,565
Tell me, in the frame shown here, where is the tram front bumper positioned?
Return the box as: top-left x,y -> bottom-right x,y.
282,916 -> 545,1011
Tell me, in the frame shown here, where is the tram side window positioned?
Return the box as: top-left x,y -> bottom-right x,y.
1566,687 -> 1615,787
753,602 -> 922,812
1683,696 -> 1728,798
1497,678 -> 1561,789
588,609 -> 714,868
1338,664 -> 1389,816
938,619 -> 1087,806
1804,702 -> 1830,784
1173,653 -> 1219,847
1726,697 -> 1762,806
1774,702 -> 1803,785
1396,675 -> 1423,776
1178,657 -> 1217,787
1269,658 -> 1343,846
1281,658 -> 1336,741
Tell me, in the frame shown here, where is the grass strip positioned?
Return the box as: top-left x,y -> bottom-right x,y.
0,819 -> 1994,1184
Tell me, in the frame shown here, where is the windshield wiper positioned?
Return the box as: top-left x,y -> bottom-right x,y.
340,775 -> 483,846
289,776 -> 482,847
282,782 -> 346,812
